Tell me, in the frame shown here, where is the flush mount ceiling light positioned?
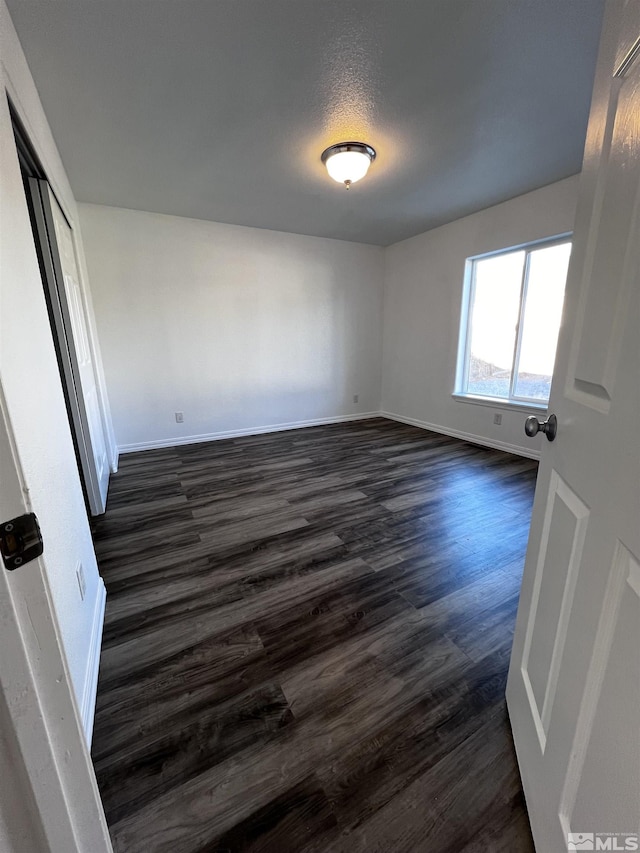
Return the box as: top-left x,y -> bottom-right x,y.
321,142 -> 376,189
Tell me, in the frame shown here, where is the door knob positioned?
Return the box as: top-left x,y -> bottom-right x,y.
525,413 -> 557,442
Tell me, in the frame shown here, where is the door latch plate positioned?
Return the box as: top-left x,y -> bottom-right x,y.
1,513 -> 43,570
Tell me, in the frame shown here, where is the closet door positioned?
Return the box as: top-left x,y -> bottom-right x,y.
29,178 -> 109,515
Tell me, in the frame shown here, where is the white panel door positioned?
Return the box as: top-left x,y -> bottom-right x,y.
507,2 -> 640,851
30,179 -> 109,515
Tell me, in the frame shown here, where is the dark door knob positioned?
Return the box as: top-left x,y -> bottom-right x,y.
525,413 -> 557,441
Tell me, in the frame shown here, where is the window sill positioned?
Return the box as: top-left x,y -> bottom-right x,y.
452,393 -> 548,413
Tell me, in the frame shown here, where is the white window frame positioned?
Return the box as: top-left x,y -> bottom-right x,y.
454,233 -> 572,410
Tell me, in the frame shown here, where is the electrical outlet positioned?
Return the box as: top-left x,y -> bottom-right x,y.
175,412 -> 184,423
76,562 -> 86,601
493,413 -> 502,425
353,394 -> 359,404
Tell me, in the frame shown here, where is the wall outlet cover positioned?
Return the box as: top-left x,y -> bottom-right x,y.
175,412 -> 184,423
493,413 -> 502,425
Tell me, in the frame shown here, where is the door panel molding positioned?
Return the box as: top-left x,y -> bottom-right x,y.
559,541 -> 638,838
568,46 -> 640,412
521,471 -> 589,751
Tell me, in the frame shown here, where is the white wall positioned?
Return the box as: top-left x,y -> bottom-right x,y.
79,204 -> 384,451
0,0 -> 111,716
81,180 -> 578,458
381,176 -> 580,458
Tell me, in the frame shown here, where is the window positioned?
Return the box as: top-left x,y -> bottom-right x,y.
456,237 -> 571,406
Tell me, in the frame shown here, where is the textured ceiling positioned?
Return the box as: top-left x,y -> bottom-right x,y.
6,0 -> 604,246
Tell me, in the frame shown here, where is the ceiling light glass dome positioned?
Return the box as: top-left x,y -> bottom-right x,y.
321,142 -> 376,189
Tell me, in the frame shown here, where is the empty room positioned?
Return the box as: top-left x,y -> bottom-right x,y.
0,1 -> 638,852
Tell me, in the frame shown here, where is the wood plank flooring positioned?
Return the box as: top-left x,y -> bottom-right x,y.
91,418 -> 537,853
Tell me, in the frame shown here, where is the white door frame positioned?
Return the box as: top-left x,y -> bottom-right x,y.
1,8 -> 113,849
0,387 -> 112,852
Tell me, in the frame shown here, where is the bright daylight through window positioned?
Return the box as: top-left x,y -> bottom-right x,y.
457,238 -> 571,406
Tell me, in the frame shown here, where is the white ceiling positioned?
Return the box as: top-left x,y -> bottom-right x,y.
7,0 -> 604,246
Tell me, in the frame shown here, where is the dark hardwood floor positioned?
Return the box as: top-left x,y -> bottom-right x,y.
91,418 -> 537,853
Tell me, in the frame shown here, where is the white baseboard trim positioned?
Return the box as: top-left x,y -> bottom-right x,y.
80,579 -> 106,747
118,412 -> 381,454
380,411 -> 541,461
117,409 -> 539,460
